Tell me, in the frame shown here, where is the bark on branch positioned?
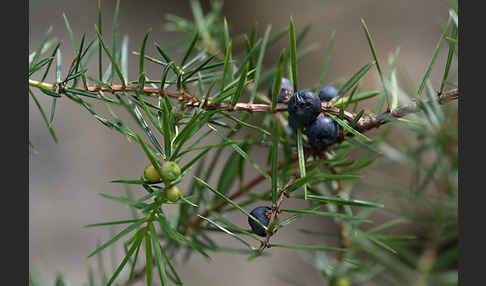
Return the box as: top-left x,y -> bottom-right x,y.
29,80 -> 458,135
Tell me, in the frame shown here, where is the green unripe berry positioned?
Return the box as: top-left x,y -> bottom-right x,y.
166,186 -> 182,202
331,276 -> 351,286
144,164 -> 161,183
161,161 -> 181,183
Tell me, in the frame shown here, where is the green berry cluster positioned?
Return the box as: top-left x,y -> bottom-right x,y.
143,161 -> 182,202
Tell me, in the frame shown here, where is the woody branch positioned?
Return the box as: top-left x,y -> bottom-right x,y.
28,79 -> 459,134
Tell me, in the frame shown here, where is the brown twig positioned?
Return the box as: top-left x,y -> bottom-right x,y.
28,80 -> 459,134
354,89 -> 459,132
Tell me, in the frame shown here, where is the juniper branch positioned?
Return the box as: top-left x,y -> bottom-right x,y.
28,79 -> 458,133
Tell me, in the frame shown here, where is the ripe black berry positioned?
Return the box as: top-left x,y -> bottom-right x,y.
288,113 -> 298,131
306,115 -> 338,148
248,206 -> 272,237
268,77 -> 294,103
318,85 -> 339,102
287,90 -> 322,127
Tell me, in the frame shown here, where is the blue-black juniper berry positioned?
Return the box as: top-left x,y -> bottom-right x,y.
306,114 -> 338,148
268,77 -> 294,103
318,85 -> 339,102
287,90 -> 322,127
248,206 -> 272,237
288,113 -> 299,131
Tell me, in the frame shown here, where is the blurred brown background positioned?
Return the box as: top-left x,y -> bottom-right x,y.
29,0 -> 453,285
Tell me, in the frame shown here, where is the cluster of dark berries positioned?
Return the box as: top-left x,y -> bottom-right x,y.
248,82 -> 339,236
269,78 -> 339,149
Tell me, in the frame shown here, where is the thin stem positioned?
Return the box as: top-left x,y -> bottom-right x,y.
259,151 -> 310,252
186,156 -> 298,229
261,171 -> 299,251
411,146 -> 451,286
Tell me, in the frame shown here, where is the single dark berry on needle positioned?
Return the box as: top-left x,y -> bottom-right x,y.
268,77 -> 294,103
318,85 -> 339,102
248,206 -> 272,237
306,114 -> 338,148
287,90 -> 322,127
